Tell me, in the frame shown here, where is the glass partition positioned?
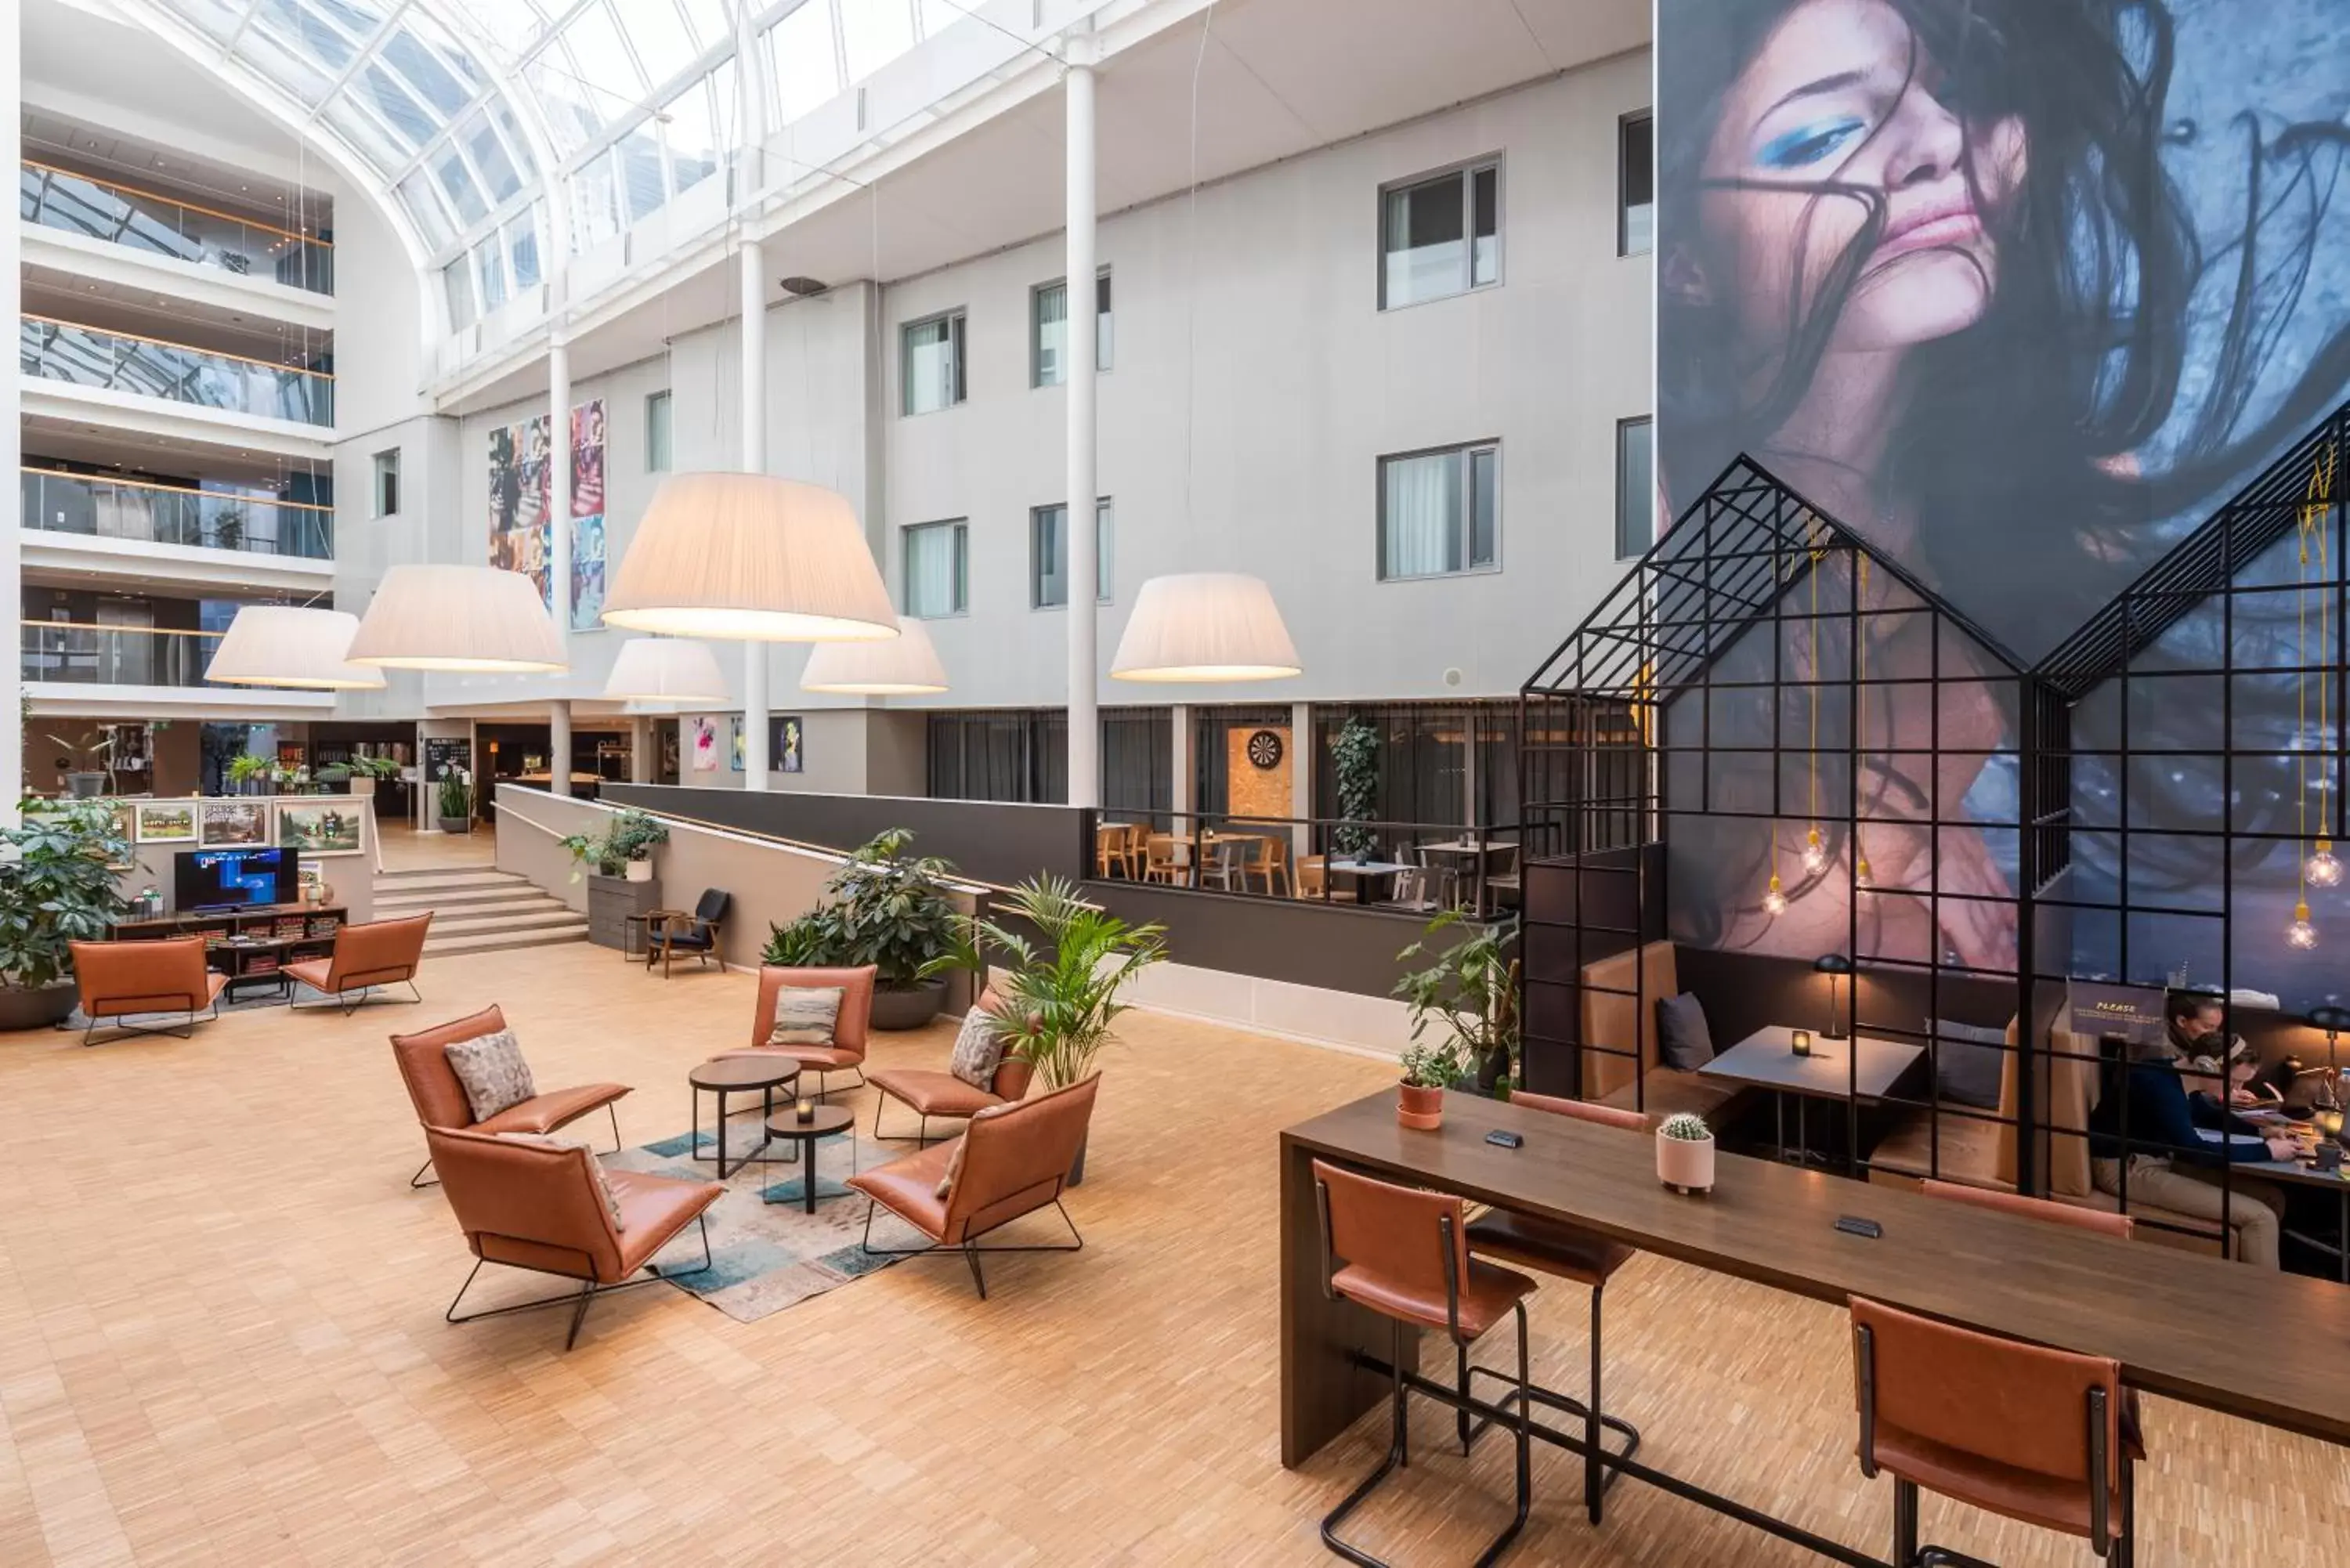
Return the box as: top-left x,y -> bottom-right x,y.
20,470 -> 332,560
20,316 -> 334,426
20,161 -> 332,294
20,623 -> 225,688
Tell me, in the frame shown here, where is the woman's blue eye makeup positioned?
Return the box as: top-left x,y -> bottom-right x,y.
1755,115 -> 1867,171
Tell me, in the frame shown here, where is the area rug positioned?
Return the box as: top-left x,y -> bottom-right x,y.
603,1112 -> 932,1324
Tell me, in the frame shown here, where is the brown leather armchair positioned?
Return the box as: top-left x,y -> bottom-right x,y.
849,1074 -> 1097,1299
865,989 -> 1034,1144
715,964 -> 876,1100
68,935 -> 230,1046
391,1004 -> 631,1189
427,1124 -> 721,1349
284,913 -> 432,1013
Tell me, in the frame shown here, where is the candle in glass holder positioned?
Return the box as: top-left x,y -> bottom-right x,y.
1791,1028 -> 1813,1057
795,1098 -> 815,1125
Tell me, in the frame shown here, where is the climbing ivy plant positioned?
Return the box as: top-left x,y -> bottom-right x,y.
1332,716 -> 1379,858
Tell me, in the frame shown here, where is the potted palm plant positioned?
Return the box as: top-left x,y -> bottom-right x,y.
318,755 -> 400,797
1394,909 -> 1521,1095
0,799 -> 132,1031
924,873 -> 1166,1181
50,731 -> 118,799
766,829 -> 964,1028
226,753 -> 274,796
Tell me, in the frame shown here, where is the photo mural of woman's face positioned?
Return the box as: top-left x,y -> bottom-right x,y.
1657,0 -> 2350,1002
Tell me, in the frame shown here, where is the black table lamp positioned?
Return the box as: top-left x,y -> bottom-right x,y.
1814,952 -> 1854,1040
2306,1005 -> 2350,1114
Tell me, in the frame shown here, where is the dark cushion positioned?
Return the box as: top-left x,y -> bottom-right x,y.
664,930 -> 714,951
1656,992 -> 1714,1071
1929,1017 -> 2005,1110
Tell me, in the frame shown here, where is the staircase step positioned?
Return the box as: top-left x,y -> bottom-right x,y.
431,907 -> 584,935
374,869 -> 528,892
377,886 -> 566,913
425,924 -> 589,957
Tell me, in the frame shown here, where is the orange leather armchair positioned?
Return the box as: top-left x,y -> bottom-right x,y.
285,913 -> 432,1013
865,988 -> 1035,1144
848,1074 -> 1097,1299
68,935 -> 230,1046
391,1004 -> 632,1189
716,964 -> 877,1100
427,1124 -> 721,1349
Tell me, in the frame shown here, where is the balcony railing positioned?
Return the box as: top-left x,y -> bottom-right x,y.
21,160 -> 332,294
20,622 -> 229,688
20,316 -> 334,426
22,468 -> 332,561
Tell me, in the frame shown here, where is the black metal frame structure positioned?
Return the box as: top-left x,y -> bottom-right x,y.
1517,456 -> 2045,1190
855,1190 -> 1084,1300
80,995 -> 223,1046
443,1212 -> 714,1352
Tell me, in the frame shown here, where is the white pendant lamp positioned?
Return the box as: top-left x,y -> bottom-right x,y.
346,565 -> 567,673
204,606 -> 386,690
603,472 -> 898,642
602,636 -> 728,703
1111,572 -> 1302,682
801,616 -> 949,695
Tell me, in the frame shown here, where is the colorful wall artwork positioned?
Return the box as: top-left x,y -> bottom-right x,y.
489,396 -> 606,632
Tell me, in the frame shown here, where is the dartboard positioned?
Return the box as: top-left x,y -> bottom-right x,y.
1246,729 -> 1285,770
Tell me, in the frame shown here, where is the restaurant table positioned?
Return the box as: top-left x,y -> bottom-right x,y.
2240,1150 -> 2350,1283
1322,859 -> 1409,905
1415,839 -> 1513,910
1700,1027 -> 1925,1168
1280,1089 -> 2350,1565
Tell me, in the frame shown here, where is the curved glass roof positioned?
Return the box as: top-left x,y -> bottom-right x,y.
138,1 -> 953,323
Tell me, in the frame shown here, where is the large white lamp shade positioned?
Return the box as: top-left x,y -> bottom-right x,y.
602,637 -> 728,703
801,616 -> 949,695
203,606 -> 386,690
603,472 -> 898,642
1111,572 -> 1302,682
346,565 -> 567,672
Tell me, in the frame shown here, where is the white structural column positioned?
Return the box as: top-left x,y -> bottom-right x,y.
1290,700 -> 1314,863
1170,703 -> 1193,839
630,717 -> 653,782
0,14 -> 21,826
548,335 -> 574,796
1064,51 -> 1101,807
739,236 -> 771,789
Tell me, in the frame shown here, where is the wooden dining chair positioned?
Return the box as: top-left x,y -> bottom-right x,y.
1144,833 -> 1183,884
1122,823 -> 1149,880
1094,826 -> 1123,880
1249,837 -> 1292,898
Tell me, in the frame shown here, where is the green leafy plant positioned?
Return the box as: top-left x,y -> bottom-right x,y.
1332,716 -> 1379,858
320,755 -> 401,783
763,828 -> 960,989
49,729 -> 119,791
1394,909 -> 1520,1095
922,873 -> 1166,1091
0,798 -> 132,992
1400,1034 -> 1473,1090
227,753 -> 274,788
1659,1112 -> 1712,1142
559,809 -> 671,878
435,762 -> 472,820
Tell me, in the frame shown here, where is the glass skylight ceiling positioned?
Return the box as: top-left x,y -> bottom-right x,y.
138,1 -> 959,323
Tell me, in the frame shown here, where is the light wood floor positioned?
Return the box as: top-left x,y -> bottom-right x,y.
0,946 -> 2342,1566
377,822 -> 497,875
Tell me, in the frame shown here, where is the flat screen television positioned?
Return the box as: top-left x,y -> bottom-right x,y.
175,847 -> 291,912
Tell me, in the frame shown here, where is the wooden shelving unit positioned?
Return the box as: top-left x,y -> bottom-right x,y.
110,904 -> 347,1001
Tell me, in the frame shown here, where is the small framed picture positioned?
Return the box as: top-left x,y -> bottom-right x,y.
134,800 -> 199,844
199,800 -> 271,847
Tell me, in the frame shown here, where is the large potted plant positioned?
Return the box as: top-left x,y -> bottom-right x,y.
0,799 -> 132,1031
227,753 -> 274,796
765,829 -> 963,1028
559,809 -> 671,883
50,731 -> 118,799
318,755 -> 400,797
434,763 -> 472,833
924,873 -> 1166,1182
1394,909 -> 1522,1095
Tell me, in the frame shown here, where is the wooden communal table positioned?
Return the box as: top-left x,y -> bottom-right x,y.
1281,1089 -> 2350,1557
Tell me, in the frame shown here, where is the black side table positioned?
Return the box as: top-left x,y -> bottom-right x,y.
688,1057 -> 801,1178
761,1104 -> 857,1212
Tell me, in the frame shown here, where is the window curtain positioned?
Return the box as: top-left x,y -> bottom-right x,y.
1034,505 -> 1068,606
1384,452 -> 1459,577
905,319 -> 954,412
906,526 -> 957,616
1384,180 -> 1463,306
1035,283 -> 1068,385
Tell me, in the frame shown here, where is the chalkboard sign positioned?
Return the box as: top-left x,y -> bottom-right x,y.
424,737 -> 472,793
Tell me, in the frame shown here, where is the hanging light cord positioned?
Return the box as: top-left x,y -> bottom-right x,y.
1181,5 -> 1214,534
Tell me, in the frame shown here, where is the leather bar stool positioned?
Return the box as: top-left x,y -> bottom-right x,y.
1459,1090 -> 1644,1523
1852,1295 -> 2137,1566
1311,1158 -> 1539,1568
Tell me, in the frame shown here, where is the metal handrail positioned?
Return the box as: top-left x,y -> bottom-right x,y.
22,157 -> 324,246
21,468 -> 334,559
20,313 -> 336,377
19,621 -> 226,688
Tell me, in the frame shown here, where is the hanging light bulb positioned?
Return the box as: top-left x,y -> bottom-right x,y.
1801,825 -> 1828,876
2308,839 -> 2344,889
1762,873 -> 1788,918
1854,855 -> 1875,892
2289,900 -> 2319,950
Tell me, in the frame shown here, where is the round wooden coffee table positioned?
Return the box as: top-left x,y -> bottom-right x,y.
689,1057 -> 801,1178
761,1104 -> 857,1212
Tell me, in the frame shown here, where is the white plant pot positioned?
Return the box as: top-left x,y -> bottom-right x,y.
349,776 -> 377,797
624,859 -> 654,883
1656,1132 -> 1716,1194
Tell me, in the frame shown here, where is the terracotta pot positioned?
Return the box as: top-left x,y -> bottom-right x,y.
1397,1081 -> 1445,1130
1656,1131 -> 1716,1194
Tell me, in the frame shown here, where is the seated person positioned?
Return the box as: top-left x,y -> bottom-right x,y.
2088,995 -> 2296,1269
2182,1031 -> 2285,1119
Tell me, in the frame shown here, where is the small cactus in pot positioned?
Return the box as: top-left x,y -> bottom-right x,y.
1656,1112 -> 1716,1194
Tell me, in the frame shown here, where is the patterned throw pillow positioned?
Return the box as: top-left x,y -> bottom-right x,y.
443,1028 -> 537,1122
768,986 -> 844,1046
495,1132 -> 625,1230
933,1101 -> 1018,1200
947,1004 -> 1006,1089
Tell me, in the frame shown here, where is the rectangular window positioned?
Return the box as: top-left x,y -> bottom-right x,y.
903,519 -> 968,617
1030,499 -> 1114,607
1032,269 -> 1113,387
1620,114 -> 1654,256
371,450 -> 400,518
645,390 -> 673,472
1377,442 -> 1499,580
1380,159 -> 1500,309
901,310 -> 967,414
1616,417 -> 1656,558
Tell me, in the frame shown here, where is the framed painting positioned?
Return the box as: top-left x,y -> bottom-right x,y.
277,802 -> 363,857
198,800 -> 270,847
134,800 -> 198,844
